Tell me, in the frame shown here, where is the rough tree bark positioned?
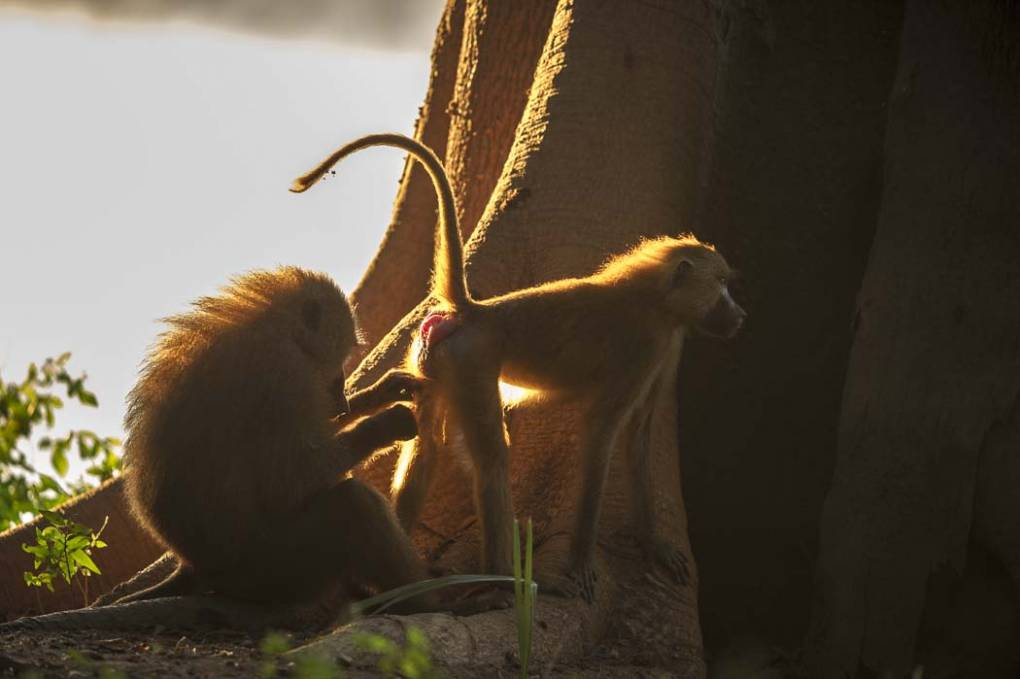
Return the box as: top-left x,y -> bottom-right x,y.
346,0 -> 464,358
349,0 -> 556,356
808,1 -> 1020,676
677,0 -> 904,655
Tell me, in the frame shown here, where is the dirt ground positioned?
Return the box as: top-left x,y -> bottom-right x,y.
0,626 -> 698,678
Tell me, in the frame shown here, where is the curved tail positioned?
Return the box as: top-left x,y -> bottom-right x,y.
290,133 -> 471,309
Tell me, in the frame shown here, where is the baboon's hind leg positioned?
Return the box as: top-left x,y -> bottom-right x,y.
447,367 -> 514,576
206,479 -> 433,610
327,479 -> 436,612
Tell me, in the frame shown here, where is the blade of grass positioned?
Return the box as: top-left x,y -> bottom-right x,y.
513,518 -> 524,677
351,574 -> 516,616
513,518 -> 523,611
522,519 -> 534,676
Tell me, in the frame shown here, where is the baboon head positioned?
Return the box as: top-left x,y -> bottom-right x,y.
653,236 -> 746,337
286,271 -> 358,416
672,245 -> 745,339
221,267 -> 356,417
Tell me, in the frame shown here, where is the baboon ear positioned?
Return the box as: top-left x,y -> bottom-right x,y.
301,298 -> 322,332
294,299 -> 325,359
672,259 -> 694,286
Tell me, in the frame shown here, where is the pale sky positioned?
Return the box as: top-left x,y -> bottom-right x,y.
0,8 -> 438,478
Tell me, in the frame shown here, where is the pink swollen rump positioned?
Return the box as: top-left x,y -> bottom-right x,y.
420,311 -> 460,349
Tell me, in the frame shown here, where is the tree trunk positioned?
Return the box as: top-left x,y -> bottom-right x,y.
341,0 -> 718,673
677,0 -> 904,654
443,0 -> 557,236
348,0 -> 556,358
808,0 -> 1020,675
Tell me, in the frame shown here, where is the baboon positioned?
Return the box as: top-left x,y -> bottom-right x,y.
292,134 -> 745,600
117,266 -> 431,607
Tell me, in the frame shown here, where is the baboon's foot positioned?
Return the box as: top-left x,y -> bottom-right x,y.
444,588 -> 515,616
645,539 -> 691,586
537,562 -> 597,603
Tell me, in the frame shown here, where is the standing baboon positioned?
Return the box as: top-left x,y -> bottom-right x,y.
118,266 -> 430,607
293,135 -> 745,600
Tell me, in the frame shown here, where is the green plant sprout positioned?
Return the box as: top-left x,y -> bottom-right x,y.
258,631 -> 292,679
65,649 -> 128,679
355,626 -> 439,679
512,518 -> 537,679
22,510 -> 108,607
259,631 -> 341,679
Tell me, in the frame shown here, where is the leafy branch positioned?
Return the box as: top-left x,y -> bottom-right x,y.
0,353 -> 122,530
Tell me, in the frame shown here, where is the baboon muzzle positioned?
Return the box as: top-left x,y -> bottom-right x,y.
697,289 -> 746,339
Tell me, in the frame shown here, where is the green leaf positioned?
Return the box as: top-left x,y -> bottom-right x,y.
22,543 -> 46,558
71,550 -> 101,575
50,447 -> 69,478
66,535 -> 91,552
36,474 -> 67,495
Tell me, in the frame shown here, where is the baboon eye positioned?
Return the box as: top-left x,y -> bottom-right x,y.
301,299 -> 322,331
672,260 -> 694,286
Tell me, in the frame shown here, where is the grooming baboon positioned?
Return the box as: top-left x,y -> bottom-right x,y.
117,266 -> 431,607
292,135 -> 745,600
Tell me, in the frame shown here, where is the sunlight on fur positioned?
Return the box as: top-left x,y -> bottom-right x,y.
499,382 -> 537,407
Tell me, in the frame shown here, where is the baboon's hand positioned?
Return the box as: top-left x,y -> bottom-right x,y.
378,404 -> 418,441
378,370 -> 426,402
345,370 -> 425,421
334,404 -> 418,468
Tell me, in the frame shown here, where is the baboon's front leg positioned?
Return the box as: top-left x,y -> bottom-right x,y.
628,384 -> 690,586
562,364 -> 662,603
562,402 -> 631,602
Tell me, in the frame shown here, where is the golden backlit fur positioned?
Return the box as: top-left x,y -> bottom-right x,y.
119,266 -> 431,607
293,135 -> 745,601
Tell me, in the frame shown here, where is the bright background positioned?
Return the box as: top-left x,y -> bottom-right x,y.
0,4 -> 442,478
